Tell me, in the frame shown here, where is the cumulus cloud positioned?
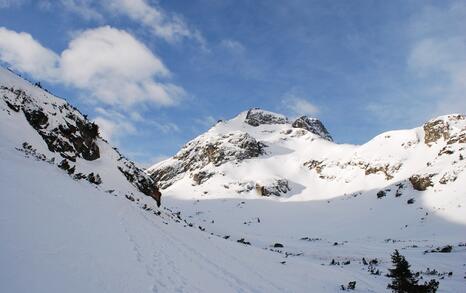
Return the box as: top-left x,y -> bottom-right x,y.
0,27 -> 59,80
282,94 -> 319,117
60,26 -> 183,107
0,26 -> 183,108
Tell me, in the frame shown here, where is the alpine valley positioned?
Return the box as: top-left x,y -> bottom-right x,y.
1,67 -> 465,292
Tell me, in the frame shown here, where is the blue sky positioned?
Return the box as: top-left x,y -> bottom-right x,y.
1,0 -> 465,166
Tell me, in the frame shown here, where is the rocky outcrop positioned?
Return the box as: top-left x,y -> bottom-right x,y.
149,131 -> 266,189
304,159 -> 402,181
292,116 -> 333,141
245,108 -> 288,127
3,87 -> 100,161
192,171 -> 216,185
409,174 -> 434,191
424,114 -> 466,146
1,81 -> 161,206
117,154 -> 161,206
424,119 -> 450,145
255,179 -> 291,197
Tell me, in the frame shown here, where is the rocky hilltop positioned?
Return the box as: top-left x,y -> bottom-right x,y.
0,67 -> 161,206
148,108 -> 466,202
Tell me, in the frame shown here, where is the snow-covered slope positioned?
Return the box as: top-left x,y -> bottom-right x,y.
149,108 -> 466,210
2,140 -> 361,293
0,67 -> 161,206
0,67 -> 356,292
1,67 -> 465,292
148,108 -> 466,291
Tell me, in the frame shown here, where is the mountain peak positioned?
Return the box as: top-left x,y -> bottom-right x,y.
291,116 -> 333,141
244,108 -> 288,126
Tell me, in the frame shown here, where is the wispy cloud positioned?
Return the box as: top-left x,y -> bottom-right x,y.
282,94 -> 319,117
194,115 -> 217,128
220,39 -> 245,54
0,0 -> 26,8
60,0 -> 103,22
4,0 -> 205,45
407,1 -> 466,115
102,0 -> 204,44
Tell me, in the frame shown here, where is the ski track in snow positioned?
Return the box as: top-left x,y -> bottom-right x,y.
1,67 -> 466,292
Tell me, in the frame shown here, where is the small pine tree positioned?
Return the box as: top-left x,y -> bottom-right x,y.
387,250 -> 439,293
387,250 -> 418,292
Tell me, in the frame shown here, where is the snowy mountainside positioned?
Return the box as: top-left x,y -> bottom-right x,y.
148,108 -> 466,292
1,67 -> 465,292
0,67 -> 161,206
1,123 -> 368,293
148,108 -> 466,206
1,67 -> 364,292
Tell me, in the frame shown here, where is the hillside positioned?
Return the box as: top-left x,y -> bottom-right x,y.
148,108 -> 466,291
1,67 -> 465,292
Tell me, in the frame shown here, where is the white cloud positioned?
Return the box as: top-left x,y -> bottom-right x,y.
60,26 -> 183,107
220,39 -> 245,54
0,0 -> 26,8
60,0 -> 103,21
0,27 -> 59,80
2,0 -> 205,45
282,95 -> 319,117
0,26 -> 184,108
150,121 -> 180,134
194,115 -> 217,128
407,1 -> 466,115
93,116 -> 136,142
103,0 -> 204,44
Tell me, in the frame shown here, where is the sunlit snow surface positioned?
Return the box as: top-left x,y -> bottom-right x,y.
1,67 -> 465,292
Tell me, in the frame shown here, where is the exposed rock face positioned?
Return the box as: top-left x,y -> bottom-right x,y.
1,82 -> 161,206
192,171 -> 215,185
292,116 -> 333,141
423,114 -> 466,146
149,131 -> 266,189
424,119 -> 450,145
176,132 -> 266,170
117,152 -> 161,206
245,108 -> 288,127
409,174 -> 434,191
3,87 -> 100,161
148,108 -> 465,201
304,159 -> 402,181
255,179 -> 291,197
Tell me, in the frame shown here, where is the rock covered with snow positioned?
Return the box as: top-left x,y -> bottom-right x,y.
423,114 -> 466,146
149,105 -> 466,206
2,85 -> 100,161
148,109 -> 336,190
292,116 -> 333,141
149,131 -> 266,189
0,67 -> 161,206
244,108 -> 288,126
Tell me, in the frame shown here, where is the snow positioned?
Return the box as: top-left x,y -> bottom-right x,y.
1,66 -> 466,292
150,107 -> 466,291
